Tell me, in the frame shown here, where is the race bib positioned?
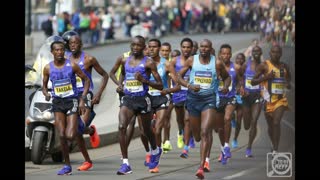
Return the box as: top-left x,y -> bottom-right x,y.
148,81 -> 161,96
245,76 -> 259,90
181,75 -> 189,90
76,76 -> 83,88
125,73 -> 143,93
53,78 -> 74,98
218,79 -> 232,91
194,71 -> 212,89
271,78 -> 285,95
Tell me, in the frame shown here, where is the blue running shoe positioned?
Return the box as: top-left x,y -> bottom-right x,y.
224,146 -> 231,158
236,94 -> 243,104
232,139 -> 238,148
221,151 -> 228,165
57,165 -> 72,175
180,149 -> 188,158
231,119 -> 236,128
189,136 -> 196,148
149,148 -> 162,169
246,148 -> 253,158
117,163 -> 132,175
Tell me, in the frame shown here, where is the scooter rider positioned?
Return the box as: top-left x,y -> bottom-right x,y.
42,35 -> 90,175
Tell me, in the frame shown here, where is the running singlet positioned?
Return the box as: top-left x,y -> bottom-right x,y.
188,54 -> 218,96
148,57 -> 168,96
124,56 -> 149,96
49,59 -> 78,98
116,51 -> 131,80
68,51 -> 94,92
262,60 -> 287,103
244,59 -> 261,93
172,56 -> 190,103
218,62 -> 237,97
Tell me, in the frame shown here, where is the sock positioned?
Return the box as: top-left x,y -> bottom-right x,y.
179,129 -> 184,135
221,146 -> 225,154
206,157 -> 210,163
224,143 -> 229,147
183,145 -> 189,151
151,147 -> 159,155
123,158 -> 129,165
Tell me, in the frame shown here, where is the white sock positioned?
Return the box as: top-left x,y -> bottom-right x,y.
224,143 -> 229,147
206,157 -> 210,162
151,147 -> 159,155
123,158 -> 129,165
221,146 -> 225,154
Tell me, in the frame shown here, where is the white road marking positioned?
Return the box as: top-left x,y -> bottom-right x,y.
283,119 -> 295,132
222,165 -> 262,179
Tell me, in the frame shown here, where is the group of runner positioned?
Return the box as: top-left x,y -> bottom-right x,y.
39,30 -> 291,179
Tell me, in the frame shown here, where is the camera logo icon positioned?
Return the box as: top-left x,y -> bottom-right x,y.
267,152 -> 292,177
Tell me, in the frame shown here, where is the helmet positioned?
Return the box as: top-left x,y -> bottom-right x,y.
62,30 -> 79,43
45,35 -> 65,47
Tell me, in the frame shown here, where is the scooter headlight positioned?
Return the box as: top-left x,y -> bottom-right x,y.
33,108 -> 53,120
43,110 -> 54,120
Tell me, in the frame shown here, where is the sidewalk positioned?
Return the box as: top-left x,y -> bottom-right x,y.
25,27 -> 131,65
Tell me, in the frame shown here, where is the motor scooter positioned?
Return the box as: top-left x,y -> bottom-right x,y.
25,66 -> 63,164
25,36 -> 79,164
25,38 -> 62,164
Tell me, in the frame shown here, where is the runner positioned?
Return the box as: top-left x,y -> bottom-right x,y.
178,39 -> 230,179
251,44 -> 291,154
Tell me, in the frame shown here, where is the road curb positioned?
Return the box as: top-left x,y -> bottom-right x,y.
25,126 -> 141,162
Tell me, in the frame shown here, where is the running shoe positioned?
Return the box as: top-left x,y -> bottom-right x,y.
162,140 -> 173,152
221,151 -> 228,165
231,119 -> 236,128
189,135 -> 196,148
224,146 -> 231,158
195,168 -> 204,179
232,139 -> 238,148
77,161 -> 93,171
149,148 -> 162,169
246,148 -> 253,158
144,153 -> 151,166
149,166 -> 159,173
177,132 -> 184,149
218,153 -> 222,162
89,125 -> 100,148
116,163 -> 132,175
204,161 -> 210,172
180,149 -> 189,158
57,165 -> 72,175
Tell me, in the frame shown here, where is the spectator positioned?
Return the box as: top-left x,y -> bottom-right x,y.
41,16 -> 53,37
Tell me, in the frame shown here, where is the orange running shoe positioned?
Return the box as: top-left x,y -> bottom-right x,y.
195,168 -> 204,179
149,166 -> 159,173
90,125 -> 100,148
218,153 -> 222,162
77,161 -> 93,171
144,153 -> 151,166
204,161 -> 210,172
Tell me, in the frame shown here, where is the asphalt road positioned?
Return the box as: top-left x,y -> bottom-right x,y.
25,32 -> 295,179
